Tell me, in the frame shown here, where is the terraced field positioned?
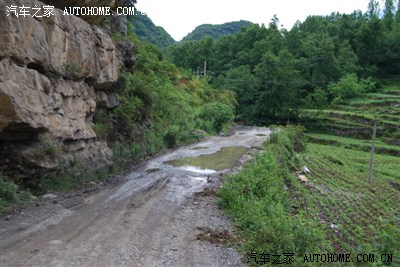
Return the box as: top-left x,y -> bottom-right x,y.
300,86 -> 400,141
298,85 -> 400,260
300,143 -> 400,255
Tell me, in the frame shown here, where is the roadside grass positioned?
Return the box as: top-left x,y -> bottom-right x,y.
219,127 -> 332,264
0,176 -> 33,213
38,163 -> 110,193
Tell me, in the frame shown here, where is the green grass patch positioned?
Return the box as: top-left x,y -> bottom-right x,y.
219,127 -> 331,263
39,163 -> 110,193
0,176 -> 33,213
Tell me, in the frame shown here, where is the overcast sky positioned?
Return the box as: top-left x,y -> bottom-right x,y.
135,0 -> 371,41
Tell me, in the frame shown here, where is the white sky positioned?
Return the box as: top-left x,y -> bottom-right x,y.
135,0 -> 370,41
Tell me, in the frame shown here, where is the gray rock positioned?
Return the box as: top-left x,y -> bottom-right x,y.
42,194 -> 58,200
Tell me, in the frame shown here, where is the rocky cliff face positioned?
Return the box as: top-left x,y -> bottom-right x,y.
41,0 -> 115,24
0,0 -> 123,181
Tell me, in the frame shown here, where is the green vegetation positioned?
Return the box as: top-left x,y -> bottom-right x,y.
218,82 -> 400,264
294,85 -> 399,263
98,20 -> 236,170
298,143 -> 400,257
0,176 -> 32,212
219,127 -> 330,261
219,125 -> 400,265
300,85 -> 400,141
38,162 -> 109,193
305,133 -> 400,157
169,2 -> 400,124
128,11 -> 176,52
180,20 -> 253,42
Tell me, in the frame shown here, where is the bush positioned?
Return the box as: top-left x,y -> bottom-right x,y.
163,125 -> 180,148
0,177 -> 18,202
199,102 -> 234,132
0,177 -> 32,213
328,73 -> 375,103
305,86 -> 328,109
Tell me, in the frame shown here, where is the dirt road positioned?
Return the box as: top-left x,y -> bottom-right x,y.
0,127 -> 270,267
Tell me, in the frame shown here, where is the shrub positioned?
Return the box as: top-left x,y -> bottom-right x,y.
0,177 -> 18,202
163,125 -> 180,148
199,102 -> 234,132
328,73 -> 375,103
305,86 -> 328,109
0,177 -> 32,213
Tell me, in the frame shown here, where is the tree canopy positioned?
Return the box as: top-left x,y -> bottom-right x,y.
168,4 -> 400,123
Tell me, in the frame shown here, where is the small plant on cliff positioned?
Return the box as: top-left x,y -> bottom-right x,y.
34,144 -> 60,159
45,145 -> 60,157
62,61 -> 88,79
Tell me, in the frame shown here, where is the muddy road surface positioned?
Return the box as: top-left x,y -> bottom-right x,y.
1,127 -> 271,267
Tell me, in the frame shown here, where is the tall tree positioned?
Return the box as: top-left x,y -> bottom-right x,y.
383,0 -> 396,29
219,65 -> 258,120
254,49 -> 302,120
367,0 -> 381,18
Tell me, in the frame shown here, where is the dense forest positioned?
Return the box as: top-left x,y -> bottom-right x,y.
128,11 -> 176,52
169,0 -> 400,124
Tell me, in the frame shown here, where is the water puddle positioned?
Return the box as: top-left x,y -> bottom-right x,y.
165,146 -> 249,172
145,168 -> 161,173
190,146 -> 208,150
180,166 -> 216,174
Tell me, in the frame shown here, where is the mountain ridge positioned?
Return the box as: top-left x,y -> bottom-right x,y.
129,11 -> 176,52
181,20 -> 254,42
129,14 -> 254,51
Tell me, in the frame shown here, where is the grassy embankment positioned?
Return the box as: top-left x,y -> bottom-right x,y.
219,85 -> 400,266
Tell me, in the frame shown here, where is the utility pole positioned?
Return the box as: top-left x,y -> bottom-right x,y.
196,67 -> 200,78
203,61 -> 207,77
368,120 -> 377,185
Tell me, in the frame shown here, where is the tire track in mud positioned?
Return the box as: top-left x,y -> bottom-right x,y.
0,126 -> 270,267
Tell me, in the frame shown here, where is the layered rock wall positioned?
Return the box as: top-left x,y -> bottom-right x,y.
0,0 -> 120,178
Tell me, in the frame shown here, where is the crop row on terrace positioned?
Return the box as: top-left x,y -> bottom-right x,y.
299,142 -> 400,258
293,86 -> 399,263
305,133 -> 400,157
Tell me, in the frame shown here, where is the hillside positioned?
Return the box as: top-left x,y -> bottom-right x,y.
181,20 -> 253,42
169,10 -> 400,125
128,11 -> 176,52
220,85 -> 400,262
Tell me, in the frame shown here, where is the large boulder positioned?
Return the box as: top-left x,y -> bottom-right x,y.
0,60 -> 97,141
0,0 -> 118,89
0,0 -> 121,177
